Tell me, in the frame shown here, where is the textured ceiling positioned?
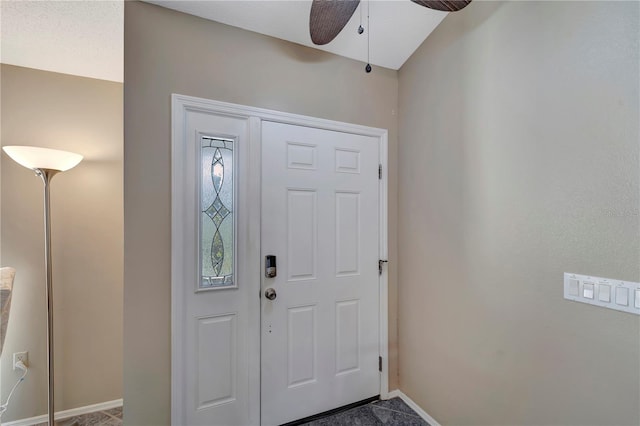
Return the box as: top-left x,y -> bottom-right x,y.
0,0 -> 124,82
0,1 -> 448,82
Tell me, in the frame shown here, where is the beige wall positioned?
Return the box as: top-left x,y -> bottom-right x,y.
123,2 -> 398,424
398,1 -> 639,425
0,65 -> 123,421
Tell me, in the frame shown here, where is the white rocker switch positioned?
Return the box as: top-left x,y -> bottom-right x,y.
635,290 -> 640,309
615,287 -> 629,306
598,284 -> 611,302
568,279 -> 580,296
582,283 -> 594,299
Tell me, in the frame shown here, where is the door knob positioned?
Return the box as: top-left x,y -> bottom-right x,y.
264,288 -> 277,300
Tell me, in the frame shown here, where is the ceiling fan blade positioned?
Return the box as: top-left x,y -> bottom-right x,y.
310,0 -> 360,45
410,0 -> 472,12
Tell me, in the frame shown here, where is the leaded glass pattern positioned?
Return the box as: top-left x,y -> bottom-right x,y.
201,137 -> 234,289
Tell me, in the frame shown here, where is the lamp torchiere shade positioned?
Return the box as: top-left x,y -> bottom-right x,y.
2,146 -> 83,172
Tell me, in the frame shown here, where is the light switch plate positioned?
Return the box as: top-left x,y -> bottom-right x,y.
564,273 -> 640,316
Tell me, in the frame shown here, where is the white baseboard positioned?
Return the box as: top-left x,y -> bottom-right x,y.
387,389 -> 402,399
387,389 -> 441,426
1,399 -> 122,426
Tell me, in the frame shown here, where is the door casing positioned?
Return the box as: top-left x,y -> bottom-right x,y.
171,94 -> 389,425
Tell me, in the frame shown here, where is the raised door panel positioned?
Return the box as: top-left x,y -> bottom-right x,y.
287,305 -> 317,387
287,190 -> 317,281
335,192 -> 360,276
335,300 -> 360,375
197,314 -> 236,408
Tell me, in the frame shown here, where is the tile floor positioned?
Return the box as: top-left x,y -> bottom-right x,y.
301,397 -> 429,426
35,407 -> 122,426
34,397 -> 424,426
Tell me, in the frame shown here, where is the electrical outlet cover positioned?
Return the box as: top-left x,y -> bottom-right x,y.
13,351 -> 28,370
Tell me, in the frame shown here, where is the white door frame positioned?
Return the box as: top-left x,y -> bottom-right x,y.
171,94 -> 389,425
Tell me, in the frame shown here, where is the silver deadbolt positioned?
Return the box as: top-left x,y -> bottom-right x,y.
264,288 -> 277,301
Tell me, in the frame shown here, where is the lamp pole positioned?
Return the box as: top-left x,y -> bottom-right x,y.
2,146 -> 82,426
36,169 -> 59,426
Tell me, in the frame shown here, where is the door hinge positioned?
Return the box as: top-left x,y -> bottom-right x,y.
379,356 -> 382,372
378,164 -> 382,180
378,259 -> 388,275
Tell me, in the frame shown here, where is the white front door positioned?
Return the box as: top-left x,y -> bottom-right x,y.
261,121 -> 381,425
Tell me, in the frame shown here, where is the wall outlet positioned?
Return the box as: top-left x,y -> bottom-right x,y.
13,351 -> 28,370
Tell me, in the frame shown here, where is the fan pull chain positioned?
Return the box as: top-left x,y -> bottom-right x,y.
358,1 -> 364,34
365,0 -> 371,73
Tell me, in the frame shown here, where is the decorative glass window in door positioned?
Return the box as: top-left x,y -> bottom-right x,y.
200,137 -> 235,289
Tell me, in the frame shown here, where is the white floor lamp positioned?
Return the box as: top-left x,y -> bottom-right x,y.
2,146 -> 83,426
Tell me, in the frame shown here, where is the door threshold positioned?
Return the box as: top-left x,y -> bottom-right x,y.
280,395 -> 380,426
